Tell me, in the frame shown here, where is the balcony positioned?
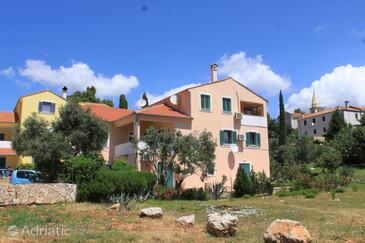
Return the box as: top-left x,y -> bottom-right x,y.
0,141 -> 12,149
114,142 -> 135,157
241,114 -> 267,127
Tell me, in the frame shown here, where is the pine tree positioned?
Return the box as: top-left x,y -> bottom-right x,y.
278,90 -> 286,145
233,168 -> 253,197
119,94 -> 128,109
142,92 -> 149,108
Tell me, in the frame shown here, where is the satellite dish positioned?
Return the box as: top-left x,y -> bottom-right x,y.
137,141 -> 148,151
169,94 -> 180,105
230,144 -> 238,153
138,99 -> 147,108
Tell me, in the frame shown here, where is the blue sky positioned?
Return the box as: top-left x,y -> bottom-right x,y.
1,0 -> 365,116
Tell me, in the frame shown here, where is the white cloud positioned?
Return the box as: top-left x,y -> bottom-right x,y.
0,67 -> 15,77
286,65 -> 365,112
313,25 -> 327,33
218,51 -> 291,96
19,59 -> 139,97
136,83 -> 200,108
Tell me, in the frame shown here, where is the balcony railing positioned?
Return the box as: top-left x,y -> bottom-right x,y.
241,114 -> 267,127
114,142 -> 135,157
0,141 -> 12,149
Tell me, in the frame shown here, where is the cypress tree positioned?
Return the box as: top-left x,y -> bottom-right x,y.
324,111 -> 347,140
278,90 -> 286,145
142,92 -> 149,108
119,94 -> 128,109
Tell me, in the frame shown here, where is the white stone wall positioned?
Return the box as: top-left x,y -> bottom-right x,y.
343,111 -> 364,125
0,182 -> 77,206
298,112 -> 334,137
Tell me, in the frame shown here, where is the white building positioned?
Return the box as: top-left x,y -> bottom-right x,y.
297,90 -> 365,139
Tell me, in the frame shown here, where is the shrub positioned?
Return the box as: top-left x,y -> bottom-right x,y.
112,160 -> 136,171
180,188 -> 208,201
207,175 -> 227,200
233,168 -> 252,197
153,185 -> 178,200
334,188 -> 345,193
351,184 -> 358,192
304,192 -> 316,198
15,163 -> 36,170
254,171 -> 274,195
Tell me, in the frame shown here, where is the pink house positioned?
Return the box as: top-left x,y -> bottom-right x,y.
84,64 -> 270,190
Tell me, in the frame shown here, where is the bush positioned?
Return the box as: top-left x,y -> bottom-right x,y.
153,185 -> 178,200
180,188 -> 208,201
233,168 -> 252,197
276,189 -> 318,198
15,163 -> 36,170
112,160 -> 136,171
207,175 -> 227,200
304,192 -> 317,198
334,188 -> 345,193
253,171 -> 274,195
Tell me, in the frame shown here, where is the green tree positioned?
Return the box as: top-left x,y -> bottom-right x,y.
142,92 -> 149,108
53,102 -> 109,156
294,108 -> 304,113
233,168 -> 252,197
278,90 -> 286,146
324,111 -> 347,140
119,94 -> 128,109
360,114 -> 365,126
12,115 -> 71,181
68,86 -> 114,107
352,126 -> 365,164
316,146 -> 342,172
331,127 -> 358,165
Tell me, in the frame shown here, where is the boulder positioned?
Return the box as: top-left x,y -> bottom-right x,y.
264,219 -> 311,243
109,203 -> 120,210
206,212 -> 238,237
176,214 -> 195,226
140,207 -> 163,218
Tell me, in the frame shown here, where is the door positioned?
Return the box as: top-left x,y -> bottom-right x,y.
157,162 -> 174,188
0,157 -> 6,169
239,163 -> 251,176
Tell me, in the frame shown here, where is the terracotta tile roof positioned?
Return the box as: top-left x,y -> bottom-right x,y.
301,109 -> 336,119
0,149 -> 16,156
291,112 -> 303,119
80,103 -> 134,122
0,112 -> 16,123
138,104 -> 191,119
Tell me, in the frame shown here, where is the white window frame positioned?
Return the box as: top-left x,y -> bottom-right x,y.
221,96 -> 232,114
38,100 -> 56,114
200,92 -> 212,112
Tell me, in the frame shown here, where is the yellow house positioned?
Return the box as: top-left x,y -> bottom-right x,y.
0,90 -> 67,168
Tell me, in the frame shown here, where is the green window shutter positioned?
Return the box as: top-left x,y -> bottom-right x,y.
246,132 -> 250,146
157,162 -> 163,179
232,131 -> 237,144
227,99 -> 231,112
207,96 -> 211,110
256,133 -> 261,147
220,130 -> 224,145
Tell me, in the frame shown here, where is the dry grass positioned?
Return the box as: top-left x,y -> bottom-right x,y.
0,170 -> 364,243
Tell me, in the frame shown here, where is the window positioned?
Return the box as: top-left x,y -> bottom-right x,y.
355,113 -> 359,119
200,94 -> 211,111
322,116 -> 326,122
304,120 -> 307,126
245,132 -> 261,147
207,162 -> 216,176
38,101 -> 55,114
313,129 -> 317,135
304,131 -> 308,135
0,157 -> 6,169
312,118 -> 316,124
323,127 -> 327,133
128,132 -> 134,142
220,130 -> 237,145
0,133 -> 4,141
222,97 -> 231,113
16,171 -> 36,179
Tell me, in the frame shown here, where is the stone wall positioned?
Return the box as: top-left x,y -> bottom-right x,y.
0,182 -> 77,206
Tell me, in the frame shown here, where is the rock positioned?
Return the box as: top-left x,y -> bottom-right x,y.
140,207 -> 163,218
206,212 -> 238,237
109,203 -> 120,210
175,214 -> 195,226
263,219 -> 311,243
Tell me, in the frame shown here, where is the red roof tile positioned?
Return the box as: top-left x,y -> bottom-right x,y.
0,112 -> 16,123
0,149 -> 16,156
138,104 -> 191,119
80,103 -> 134,122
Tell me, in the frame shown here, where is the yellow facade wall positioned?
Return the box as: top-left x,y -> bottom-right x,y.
15,91 -> 66,164
0,126 -> 14,140
3,155 -> 18,169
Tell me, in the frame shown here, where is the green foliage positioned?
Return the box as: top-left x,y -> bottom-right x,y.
68,86 -> 114,107
53,102 -> 109,155
294,108 -> 304,113
316,146 -> 342,172
325,111 -> 347,140
233,168 -> 252,197
252,171 -> 274,195
136,127 -> 216,187
331,127 -> 358,165
60,155 -> 102,184
111,160 -> 136,171
110,192 -> 135,211
179,188 -> 208,201
15,163 -> 36,170
276,188 -> 318,198
153,185 -> 178,200
119,94 -> 128,109
207,175 -> 227,200
278,90 -> 286,146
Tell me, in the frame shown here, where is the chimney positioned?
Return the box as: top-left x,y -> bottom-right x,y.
345,100 -> 349,110
210,63 -> 218,82
62,86 -> 68,99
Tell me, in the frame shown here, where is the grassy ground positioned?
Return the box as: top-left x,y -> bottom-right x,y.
0,169 -> 364,243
